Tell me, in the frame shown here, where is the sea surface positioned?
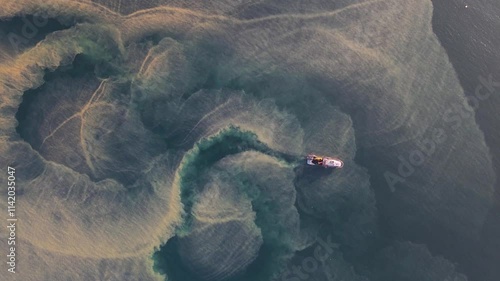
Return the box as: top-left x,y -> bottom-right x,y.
431,1 -> 500,280
0,1 -> 498,281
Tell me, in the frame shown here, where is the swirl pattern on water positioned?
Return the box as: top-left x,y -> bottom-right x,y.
0,1 -> 495,281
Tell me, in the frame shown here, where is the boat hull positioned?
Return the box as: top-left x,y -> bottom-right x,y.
306,154 -> 344,168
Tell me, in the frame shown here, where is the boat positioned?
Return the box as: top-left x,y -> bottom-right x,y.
306,154 -> 344,169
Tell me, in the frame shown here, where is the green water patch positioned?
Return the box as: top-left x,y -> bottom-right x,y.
174,126 -> 282,231
153,127 -> 299,281
152,237 -> 201,281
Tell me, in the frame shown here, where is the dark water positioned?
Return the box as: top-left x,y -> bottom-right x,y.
430,1 -> 500,280
0,15 -> 69,54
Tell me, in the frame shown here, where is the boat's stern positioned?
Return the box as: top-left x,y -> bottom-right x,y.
306,154 -> 316,166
